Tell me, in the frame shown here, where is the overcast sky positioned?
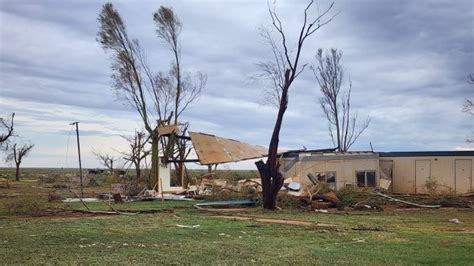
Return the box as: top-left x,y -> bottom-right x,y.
0,0 -> 473,169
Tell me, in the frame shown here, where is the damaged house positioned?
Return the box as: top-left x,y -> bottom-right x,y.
281,150 -> 474,194
156,125 -> 473,195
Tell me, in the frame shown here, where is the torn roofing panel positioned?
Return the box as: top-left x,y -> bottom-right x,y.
156,125 -> 179,136
189,131 -> 267,165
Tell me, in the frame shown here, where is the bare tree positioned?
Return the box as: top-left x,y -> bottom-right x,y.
153,6 -> 206,187
92,150 -> 117,172
464,74 -> 474,142
121,130 -> 150,179
464,99 -> 474,116
5,142 -> 34,181
97,3 -> 205,188
255,1 -> 336,210
153,7 -> 206,125
0,113 -> 15,147
312,49 -> 370,151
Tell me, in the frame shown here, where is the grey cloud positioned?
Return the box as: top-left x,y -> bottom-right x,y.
1,0 -> 472,167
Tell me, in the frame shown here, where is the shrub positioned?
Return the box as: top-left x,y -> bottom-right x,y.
336,186 -> 359,207
276,192 -> 302,209
424,179 -> 440,196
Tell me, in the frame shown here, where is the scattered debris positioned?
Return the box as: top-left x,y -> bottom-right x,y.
112,193 -> 123,203
195,199 -> 256,210
287,182 -> 301,191
0,177 -> 10,188
353,201 -> 382,211
352,225 -> 386,231
373,192 -> 441,208
48,192 -> 62,202
176,224 -> 200,228
449,218 -> 461,224
159,195 -> 193,201
379,179 -> 392,190
237,178 -> 262,193
62,198 -> 99,203
211,215 -> 337,227
111,183 -> 141,197
352,237 -> 366,243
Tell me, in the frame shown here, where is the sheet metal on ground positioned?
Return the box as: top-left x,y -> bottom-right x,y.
189,132 -> 267,165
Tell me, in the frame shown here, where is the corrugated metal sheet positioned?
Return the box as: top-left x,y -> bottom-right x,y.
189,132 -> 267,165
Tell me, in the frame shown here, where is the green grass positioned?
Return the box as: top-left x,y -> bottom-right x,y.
0,170 -> 473,264
1,202 -> 473,264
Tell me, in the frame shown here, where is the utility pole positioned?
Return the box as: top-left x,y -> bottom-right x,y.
70,122 -> 83,197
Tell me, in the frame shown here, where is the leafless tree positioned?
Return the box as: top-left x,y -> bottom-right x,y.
121,130 -> 150,179
464,99 -> 474,116
5,142 -> 34,181
92,150 -> 117,172
97,3 -> 205,188
312,48 -> 370,151
255,0 -> 336,210
0,113 -> 15,147
464,74 -> 474,142
153,6 -> 206,187
153,7 -> 206,125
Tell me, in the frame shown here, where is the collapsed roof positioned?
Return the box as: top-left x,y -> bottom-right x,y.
189,132 -> 267,165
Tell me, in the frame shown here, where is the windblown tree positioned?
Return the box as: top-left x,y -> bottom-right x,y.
0,113 -> 15,147
92,150 -> 117,172
121,130 -> 150,179
312,49 -> 370,152
6,142 -> 34,181
153,7 -> 206,187
256,0 -> 336,210
97,3 -> 205,188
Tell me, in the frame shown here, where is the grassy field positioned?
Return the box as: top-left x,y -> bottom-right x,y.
0,169 -> 473,264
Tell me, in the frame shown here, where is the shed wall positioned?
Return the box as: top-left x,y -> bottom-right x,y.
281,157 -> 379,189
383,156 -> 473,194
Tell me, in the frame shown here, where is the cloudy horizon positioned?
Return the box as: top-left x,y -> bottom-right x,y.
0,0 -> 473,169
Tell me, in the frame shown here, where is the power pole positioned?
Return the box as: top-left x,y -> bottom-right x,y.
70,122 -> 83,197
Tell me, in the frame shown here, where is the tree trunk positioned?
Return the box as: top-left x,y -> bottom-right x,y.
15,163 -> 20,181
181,163 -> 188,188
151,134 -> 159,189
257,75 -> 290,210
135,163 -> 141,180
175,161 -> 187,188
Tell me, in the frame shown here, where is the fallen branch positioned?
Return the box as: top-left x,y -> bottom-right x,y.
68,189 -> 91,211
69,209 -> 138,215
211,215 -> 337,227
373,192 -> 441,208
53,207 -> 173,216
102,199 -> 121,214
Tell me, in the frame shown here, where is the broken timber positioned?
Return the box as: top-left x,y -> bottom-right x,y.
373,192 -> 441,208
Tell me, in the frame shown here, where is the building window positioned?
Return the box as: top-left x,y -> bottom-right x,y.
315,171 -> 336,189
356,171 -> 376,187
